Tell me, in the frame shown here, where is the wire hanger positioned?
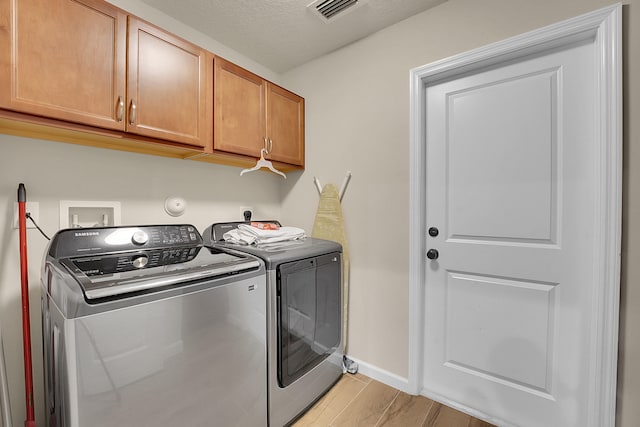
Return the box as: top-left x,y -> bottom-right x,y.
240,140 -> 286,178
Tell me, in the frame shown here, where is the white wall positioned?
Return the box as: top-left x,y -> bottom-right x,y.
280,1 -> 640,426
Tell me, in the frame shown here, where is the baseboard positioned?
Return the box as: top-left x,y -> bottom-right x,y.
343,356 -> 506,426
344,356 -> 411,393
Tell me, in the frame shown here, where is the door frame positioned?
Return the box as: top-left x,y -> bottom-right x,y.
408,4 -> 621,426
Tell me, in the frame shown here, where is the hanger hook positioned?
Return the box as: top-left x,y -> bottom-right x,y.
263,138 -> 273,155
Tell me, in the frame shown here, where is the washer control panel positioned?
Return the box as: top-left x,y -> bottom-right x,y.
70,245 -> 201,276
48,224 -> 202,258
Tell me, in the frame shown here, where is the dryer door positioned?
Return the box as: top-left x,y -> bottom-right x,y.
277,252 -> 341,387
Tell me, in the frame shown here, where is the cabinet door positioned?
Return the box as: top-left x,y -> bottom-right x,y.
0,0 -> 127,130
213,57 -> 265,157
127,17 -> 211,148
266,83 -> 305,167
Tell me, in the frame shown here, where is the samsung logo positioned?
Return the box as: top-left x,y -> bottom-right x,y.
74,232 -> 100,237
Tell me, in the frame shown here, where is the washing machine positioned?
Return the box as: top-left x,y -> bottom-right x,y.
41,224 -> 268,427
203,222 -> 343,427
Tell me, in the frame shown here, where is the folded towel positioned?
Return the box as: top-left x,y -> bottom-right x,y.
222,229 -> 255,245
223,224 -> 306,246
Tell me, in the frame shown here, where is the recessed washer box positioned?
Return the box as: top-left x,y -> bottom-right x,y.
60,201 -> 121,229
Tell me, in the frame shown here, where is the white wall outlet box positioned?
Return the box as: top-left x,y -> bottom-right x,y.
13,201 -> 39,229
59,200 -> 121,229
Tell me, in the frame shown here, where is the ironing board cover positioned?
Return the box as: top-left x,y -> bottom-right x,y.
311,183 -> 350,353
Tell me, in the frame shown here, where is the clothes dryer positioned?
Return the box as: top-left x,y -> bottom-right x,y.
203,222 -> 343,427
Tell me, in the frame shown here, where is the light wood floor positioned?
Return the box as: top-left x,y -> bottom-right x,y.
292,373 -> 495,427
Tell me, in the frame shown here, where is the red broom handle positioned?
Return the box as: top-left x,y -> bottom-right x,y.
18,184 -> 36,427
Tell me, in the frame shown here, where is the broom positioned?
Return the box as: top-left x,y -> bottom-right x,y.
17,184 -> 36,427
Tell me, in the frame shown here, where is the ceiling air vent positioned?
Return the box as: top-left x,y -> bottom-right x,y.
308,0 -> 364,22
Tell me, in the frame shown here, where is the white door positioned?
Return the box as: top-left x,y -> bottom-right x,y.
417,9 -> 621,427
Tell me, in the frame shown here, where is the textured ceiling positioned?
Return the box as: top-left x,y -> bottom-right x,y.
139,0 -> 446,73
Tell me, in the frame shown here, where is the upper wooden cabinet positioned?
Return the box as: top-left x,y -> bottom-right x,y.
0,0 -> 304,168
213,58 -> 265,158
127,18 -> 211,147
214,57 -> 304,167
266,83 -> 305,167
0,0 -> 211,149
0,0 -> 127,130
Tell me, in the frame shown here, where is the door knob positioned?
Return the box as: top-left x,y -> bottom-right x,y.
426,249 -> 439,260
428,227 -> 439,237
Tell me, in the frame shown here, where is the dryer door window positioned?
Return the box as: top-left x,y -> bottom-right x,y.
277,252 -> 341,387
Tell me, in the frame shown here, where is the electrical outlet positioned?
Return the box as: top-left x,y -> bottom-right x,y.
13,201 -> 39,229
240,206 -> 254,221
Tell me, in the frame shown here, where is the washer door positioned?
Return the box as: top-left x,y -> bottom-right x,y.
277,252 -> 341,387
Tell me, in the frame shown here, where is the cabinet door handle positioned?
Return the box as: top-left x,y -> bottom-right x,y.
268,138 -> 273,154
116,96 -> 124,122
129,100 -> 137,125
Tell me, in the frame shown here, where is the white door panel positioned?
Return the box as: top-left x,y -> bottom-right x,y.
446,68 -> 558,243
423,39 -> 597,427
444,272 -> 556,392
